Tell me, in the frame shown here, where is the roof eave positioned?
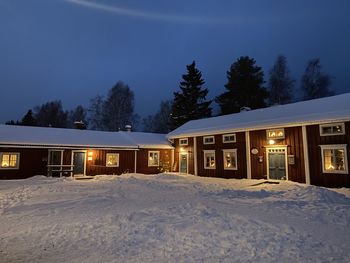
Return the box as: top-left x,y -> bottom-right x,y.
167,117 -> 350,139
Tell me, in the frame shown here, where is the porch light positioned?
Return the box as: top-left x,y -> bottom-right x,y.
180,147 -> 185,152
88,151 -> 93,161
268,139 -> 275,145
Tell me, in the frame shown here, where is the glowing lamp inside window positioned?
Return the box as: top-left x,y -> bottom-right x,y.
267,128 -> 285,140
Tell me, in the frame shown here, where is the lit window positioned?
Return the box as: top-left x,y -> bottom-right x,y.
320,123 -> 345,136
223,134 -> 236,143
0,153 -> 20,169
148,151 -> 160,167
266,128 -> 285,139
179,138 -> 188,146
204,150 -> 215,169
106,153 -> 119,167
320,145 -> 348,174
203,136 -> 215,145
223,149 -> 237,170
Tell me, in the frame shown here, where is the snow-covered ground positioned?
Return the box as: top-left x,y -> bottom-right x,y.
1,174 -> 350,263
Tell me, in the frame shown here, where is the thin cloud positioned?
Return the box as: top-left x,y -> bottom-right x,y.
64,0 -> 233,24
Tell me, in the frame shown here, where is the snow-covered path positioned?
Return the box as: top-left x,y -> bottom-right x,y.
1,174 -> 350,262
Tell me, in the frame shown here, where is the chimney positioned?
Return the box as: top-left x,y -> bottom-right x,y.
74,121 -> 87,130
240,106 -> 251,112
125,125 -> 132,132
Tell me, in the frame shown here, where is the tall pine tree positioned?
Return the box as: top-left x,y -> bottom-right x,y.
21,109 -> 37,126
216,56 -> 268,115
268,55 -> 295,105
301,58 -> 334,100
170,61 -> 212,130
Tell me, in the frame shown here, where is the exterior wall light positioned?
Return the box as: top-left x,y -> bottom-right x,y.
88,151 -> 93,161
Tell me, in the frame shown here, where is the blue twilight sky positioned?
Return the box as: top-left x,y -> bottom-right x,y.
0,0 -> 350,123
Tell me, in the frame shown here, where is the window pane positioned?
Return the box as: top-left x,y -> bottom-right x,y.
106,154 -> 119,166
322,127 -> 332,134
1,154 -> 10,167
323,149 -> 333,170
148,152 -> 159,166
9,154 -> 17,167
224,152 -> 236,169
205,152 -> 215,168
324,148 -> 345,171
50,151 -> 62,165
334,125 -> 343,133
224,135 -> 235,142
334,149 -> 345,171
204,137 -> 214,144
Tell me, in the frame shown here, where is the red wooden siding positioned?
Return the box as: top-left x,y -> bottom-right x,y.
249,127 -> 305,183
196,133 -> 247,179
86,149 -> 135,176
0,148 -> 48,179
136,149 -> 172,174
173,138 -> 195,174
307,121 -> 350,187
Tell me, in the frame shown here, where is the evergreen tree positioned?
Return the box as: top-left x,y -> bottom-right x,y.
103,81 -> 137,131
21,109 -> 37,126
301,58 -> 334,100
143,100 -> 172,133
216,56 -> 268,115
34,100 -> 68,128
170,61 -> 212,130
268,55 -> 295,105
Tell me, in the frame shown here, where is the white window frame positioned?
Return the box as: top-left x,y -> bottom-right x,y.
179,138 -> 188,146
203,136 -> 215,145
223,149 -> 238,170
266,128 -> 285,139
222,134 -> 236,143
48,149 -> 64,166
148,151 -> 160,167
320,144 -> 348,174
106,153 -> 119,167
203,150 -> 216,169
0,152 -> 20,170
320,123 -> 345,136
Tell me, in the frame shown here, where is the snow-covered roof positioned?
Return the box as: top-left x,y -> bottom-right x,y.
119,131 -> 174,149
0,125 -> 173,149
167,93 -> 350,138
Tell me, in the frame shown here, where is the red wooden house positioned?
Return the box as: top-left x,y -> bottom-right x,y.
0,125 -> 173,179
167,93 -> 350,188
